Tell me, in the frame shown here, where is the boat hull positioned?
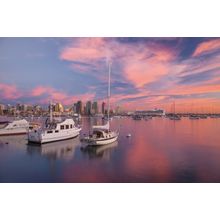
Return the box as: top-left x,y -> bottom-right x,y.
86,134 -> 118,146
28,129 -> 81,144
0,128 -> 28,136
28,134 -> 79,144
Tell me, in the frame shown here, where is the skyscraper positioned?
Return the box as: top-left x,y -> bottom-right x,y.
86,101 -> 92,115
54,103 -> 64,112
72,103 -> 77,113
115,105 -> 121,114
102,102 -> 106,114
76,101 -> 82,114
92,101 -> 98,114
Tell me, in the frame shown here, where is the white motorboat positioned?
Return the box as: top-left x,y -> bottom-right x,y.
82,62 -> 119,146
28,102 -> 81,144
0,119 -> 29,136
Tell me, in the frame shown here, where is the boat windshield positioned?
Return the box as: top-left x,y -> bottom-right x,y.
45,122 -> 57,130
92,130 -> 104,138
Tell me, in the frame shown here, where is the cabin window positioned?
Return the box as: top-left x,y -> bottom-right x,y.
13,124 -> 17,127
66,125 -> 69,129
60,125 -> 64,130
70,124 -> 72,128
47,130 -> 53,134
55,130 -> 59,133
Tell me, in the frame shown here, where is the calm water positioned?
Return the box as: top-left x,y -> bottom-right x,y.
0,117 -> 220,183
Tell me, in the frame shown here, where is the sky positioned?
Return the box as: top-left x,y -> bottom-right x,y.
0,37 -> 220,112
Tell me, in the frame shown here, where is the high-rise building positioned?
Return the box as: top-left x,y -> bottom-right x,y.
115,106 -> 121,115
0,104 -> 5,115
92,101 -> 98,114
21,104 -> 28,112
86,101 -> 92,115
72,103 -> 77,113
16,103 -> 22,111
27,105 -> 33,112
102,102 -> 106,114
76,100 -> 83,114
54,103 -> 64,112
34,105 -> 42,112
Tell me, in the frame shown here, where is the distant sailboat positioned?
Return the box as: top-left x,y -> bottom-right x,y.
169,101 -> 181,120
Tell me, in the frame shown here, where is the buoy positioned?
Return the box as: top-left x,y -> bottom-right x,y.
126,134 -> 131,137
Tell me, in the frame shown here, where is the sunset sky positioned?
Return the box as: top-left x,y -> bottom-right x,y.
0,37 -> 220,112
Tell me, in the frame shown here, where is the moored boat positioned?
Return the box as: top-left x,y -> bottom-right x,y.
81,62 -> 119,146
0,119 -> 29,136
189,115 -> 200,120
28,102 -> 81,144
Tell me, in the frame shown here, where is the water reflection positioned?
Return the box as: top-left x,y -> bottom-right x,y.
27,138 -> 80,161
81,141 -> 118,160
0,134 -> 27,148
1,117 -> 220,182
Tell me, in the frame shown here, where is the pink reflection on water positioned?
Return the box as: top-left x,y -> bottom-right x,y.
61,117 -> 220,182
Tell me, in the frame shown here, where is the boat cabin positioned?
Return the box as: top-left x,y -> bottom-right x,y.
43,118 -> 77,134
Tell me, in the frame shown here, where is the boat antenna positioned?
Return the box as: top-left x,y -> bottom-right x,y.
107,61 -> 111,131
50,100 -> 53,123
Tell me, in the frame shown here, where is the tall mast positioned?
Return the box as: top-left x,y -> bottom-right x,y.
107,62 -> 111,130
50,100 -> 53,123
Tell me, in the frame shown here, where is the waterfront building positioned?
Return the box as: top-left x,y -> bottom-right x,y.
21,104 -> 28,112
102,102 -> 106,114
34,105 -> 42,112
0,104 -> 5,115
27,105 -> 33,112
76,100 -> 83,114
72,103 -> 77,113
86,101 -> 92,115
54,103 -> 64,112
115,106 -> 121,115
135,109 -> 165,116
92,101 -> 98,114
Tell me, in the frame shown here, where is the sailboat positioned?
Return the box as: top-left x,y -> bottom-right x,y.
169,101 -> 181,120
28,101 -> 81,144
82,62 -> 119,146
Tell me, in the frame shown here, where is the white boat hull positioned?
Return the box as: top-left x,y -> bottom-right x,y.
0,119 -> 29,136
28,128 -> 81,144
86,134 -> 118,146
0,128 -> 28,136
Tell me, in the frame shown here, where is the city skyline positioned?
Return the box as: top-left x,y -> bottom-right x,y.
1,37 -> 220,112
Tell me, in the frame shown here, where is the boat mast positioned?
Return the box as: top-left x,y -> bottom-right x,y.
50,100 -> 53,123
107,62 -> 111,131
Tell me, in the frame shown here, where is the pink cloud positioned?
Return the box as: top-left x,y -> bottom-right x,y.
123,58 -> 170,88
193,39 -> 220,57
31,86 -> 95,105
31,86 -> 50,96
0,83 -> 22,100
60,38 -> 107,62
60,38 -> 177,88
13,38 -> 216,112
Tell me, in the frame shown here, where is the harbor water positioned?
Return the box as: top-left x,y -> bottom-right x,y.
0,117 -> 220,183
